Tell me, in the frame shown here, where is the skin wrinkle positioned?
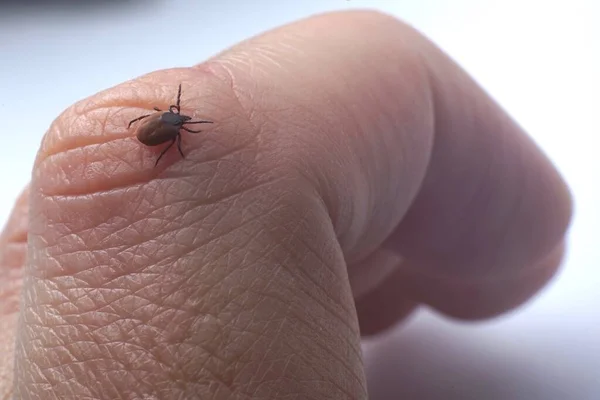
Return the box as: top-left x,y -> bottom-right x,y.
37,141 -> 159,197
350,69 -> 432,264
41,176 -> 286,263
72,73 -> 215,114
202,311 -> 279,393
220,296 -> 350,396
272,214 -> 356,333
203,58 -> 339,187
35,83 -> 238,199
32,305 -> 171,397
39,108 -> 118,163
137,203 -> 287,286
37,136 -> 262,199
34,159 -> 275,262
201,62 -> 261,146
205,57 -> 352,257
206,206 -> 358,396
39,87 -> 217,166
193,307 -> 318,394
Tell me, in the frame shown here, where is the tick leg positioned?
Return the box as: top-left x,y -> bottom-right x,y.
176,83 -> 182,109
182,127 -> 203,133
154,139 -> 176,167
128,114 -> 151,128
153,107 -> 161,111
176,133 -> 184,158
184,120 -> 213,125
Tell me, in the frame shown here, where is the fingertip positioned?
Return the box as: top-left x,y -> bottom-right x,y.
403,240 -> 567,321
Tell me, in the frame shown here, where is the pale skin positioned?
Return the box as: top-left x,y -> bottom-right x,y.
0,10 -> 572,399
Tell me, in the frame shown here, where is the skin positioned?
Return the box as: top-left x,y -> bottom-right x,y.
0,10 -> 572,400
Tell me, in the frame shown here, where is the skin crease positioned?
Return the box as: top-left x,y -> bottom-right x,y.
0,9 -> 572,400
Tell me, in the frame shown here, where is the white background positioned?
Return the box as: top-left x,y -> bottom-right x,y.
0,1 -> 597,398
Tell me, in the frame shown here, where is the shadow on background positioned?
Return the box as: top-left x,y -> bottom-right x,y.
363,321 -> 575,400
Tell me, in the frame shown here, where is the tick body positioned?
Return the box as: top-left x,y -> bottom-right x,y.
128,84 -> 213,166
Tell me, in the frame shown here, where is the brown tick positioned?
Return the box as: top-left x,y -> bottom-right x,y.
128,84 -> 213,166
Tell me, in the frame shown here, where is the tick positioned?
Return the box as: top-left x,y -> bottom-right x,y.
128,84 -> 213,166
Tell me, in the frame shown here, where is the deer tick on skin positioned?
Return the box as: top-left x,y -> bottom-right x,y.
128,84 -> 213,166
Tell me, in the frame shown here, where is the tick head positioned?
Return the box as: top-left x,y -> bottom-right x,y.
160,111 -> 187,126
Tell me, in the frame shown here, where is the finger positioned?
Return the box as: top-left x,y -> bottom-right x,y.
0,186 -> 29,398
349,5 -> 571,327
355,241 -> 564,336
400,240 -> 566,320
380,41 -> 573,279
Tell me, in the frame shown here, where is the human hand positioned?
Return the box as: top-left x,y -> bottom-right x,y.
0,10 -> 572,399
